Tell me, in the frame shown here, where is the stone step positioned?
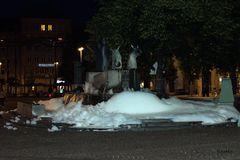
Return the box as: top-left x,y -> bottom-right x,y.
118,120 -> 238,131
141,119 -> 202,127
141,119 -> 173,123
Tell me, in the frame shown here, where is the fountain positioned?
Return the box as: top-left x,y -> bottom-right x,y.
62,45 -> 142,105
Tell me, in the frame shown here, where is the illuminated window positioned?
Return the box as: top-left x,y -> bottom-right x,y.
40,24 -> 46,31
48,24 -> 53,31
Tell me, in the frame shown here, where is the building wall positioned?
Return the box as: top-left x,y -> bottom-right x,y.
0,18 -> 71,96
173,58 -> 184,91
210,69 -> 220,94
152,57 -> 223,96
0,32 -> 18,94
192,69 -> 222,97
21,18 -> 71,38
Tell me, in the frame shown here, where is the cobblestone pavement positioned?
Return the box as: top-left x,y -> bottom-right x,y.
0,116 -> 240,160
1,97 -> 240,160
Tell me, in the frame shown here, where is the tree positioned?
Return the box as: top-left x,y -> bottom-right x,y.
86,0 -> 239,96
86,0 -> 146,66
158,0 -> 234,96
87,0 -> 179,97
213,0 -> 240,94
138,0 -> 186,96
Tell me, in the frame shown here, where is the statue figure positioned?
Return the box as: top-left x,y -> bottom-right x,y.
150,61 -> 158,75
97,38 -> 108,71
127,45 -> 141,90
111,46 -> 122,70
127,45 -> 141,69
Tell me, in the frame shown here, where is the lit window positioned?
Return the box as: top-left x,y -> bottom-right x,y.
40,24 -> 46,31
48,25 -> 53,31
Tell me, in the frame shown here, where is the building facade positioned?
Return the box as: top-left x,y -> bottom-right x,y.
148,57 -> 238,97
0,18 -> 71,96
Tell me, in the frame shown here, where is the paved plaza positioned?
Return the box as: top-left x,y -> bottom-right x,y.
1,115 -> 240,160
1,97 -> 240,160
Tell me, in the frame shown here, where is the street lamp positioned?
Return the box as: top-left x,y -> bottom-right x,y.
78,47 -> 84,64
53,61 -> 59,93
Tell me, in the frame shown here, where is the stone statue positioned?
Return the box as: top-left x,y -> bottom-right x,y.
127,45 -> 141,90
150,62 -> 158,75
111,46 -> 122,70
97,38 -> 108,71
127,45 -> 141,69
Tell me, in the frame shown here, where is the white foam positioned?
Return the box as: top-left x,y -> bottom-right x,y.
32,91 -> 240,130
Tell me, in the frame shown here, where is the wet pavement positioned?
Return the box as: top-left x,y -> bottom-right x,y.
1,111 -> 240,160
1,96 -> 240,160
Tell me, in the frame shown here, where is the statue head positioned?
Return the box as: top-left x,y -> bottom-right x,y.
131,45 -> 142,57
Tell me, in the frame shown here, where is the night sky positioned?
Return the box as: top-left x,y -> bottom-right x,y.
0,0 -> 98,24
0,0 -> 99,42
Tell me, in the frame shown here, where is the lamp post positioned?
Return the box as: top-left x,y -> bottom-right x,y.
77,47 -> 84,86
78,47 -> 84,64
54,61 -> 59,74
0,62 -> 2,80
52,38 -> 62,93
54,61 -> 59,84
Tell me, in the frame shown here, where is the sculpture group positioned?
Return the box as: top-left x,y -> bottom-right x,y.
86,44 -> 142,95
95,43 -> 167,93
111,45 -> 141,70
